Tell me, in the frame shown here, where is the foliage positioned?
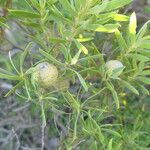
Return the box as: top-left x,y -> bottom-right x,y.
0,0 -> 150,149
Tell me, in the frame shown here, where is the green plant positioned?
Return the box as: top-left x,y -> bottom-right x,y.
0,0 -> 150,149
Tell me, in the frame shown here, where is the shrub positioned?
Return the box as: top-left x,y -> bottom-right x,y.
0,0 -> 150,149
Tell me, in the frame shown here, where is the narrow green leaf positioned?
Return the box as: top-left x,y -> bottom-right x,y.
0,17 -> 9,28
87,24 -> 120,33
137,20 -> 150,40
49,37 -> 67,43
9,51 -> 20,74
59,0 -> 76,15
48,0 -> 58,5
137,77 -> 150,85
8,9 -> 40,18
107,139 -> 113,150
25,79 -> 31,100
92,119 -> 104,143
112,90 -> 119,109
74,39 -> 88,55
143,36 -> 150,40
88,0 -> 108,14
28,35 -> 47,50
102,128 -> 121,138
120,80 -> 139,95
139,41 -> 150,49
76,72 -> 88,92
0,73 -> 21,80
104,0 -> 132,12
0,21 -> 9,28
128,12 -> 137,44
135,83 -> 149,95
112,14 -> 129,21
4,81 -> 24,97
138,49 -> 150,57
129,12 -> 137,35
43,96 -> 58,101
76,37 -> 93,42
110,67 -> 125,79
51,5 -> 72,24
64,91 -> 80,111
78,54 -> 103,62
25,67 -> 36,75
69,68 -> 88,92
0,68 -> 15,75
59,44 -> 69,61
115,29 -> 128,51
138,61 -> 145,72
0,17 -> 6,22
21,21 -> 42,30
39,0 -> 46,8
128,54 -> 149,62
106,82 -> 119,109
20,43 -> 32,73
29,0 -> 40,10
90,141 -> 98,150
24,0 -> 35,10
89,0 -> 131,13
71,50 -> 82,65
139,70 -> 150,76
39,49 -> 64,66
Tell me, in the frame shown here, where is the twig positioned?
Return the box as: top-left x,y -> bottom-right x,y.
12,103 -> 30,112
40,101 -> 46,150
12,128 -> 20,150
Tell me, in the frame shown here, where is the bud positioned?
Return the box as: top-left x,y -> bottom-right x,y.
32,62 -> 58,88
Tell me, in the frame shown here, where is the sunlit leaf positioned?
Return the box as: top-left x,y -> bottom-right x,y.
87,23 -> 120,33
112,14 -> 129,21
71,50 -> 82,65
74,39 -> 88,55
129,12 -> 137,35
107,139 -> 113,150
